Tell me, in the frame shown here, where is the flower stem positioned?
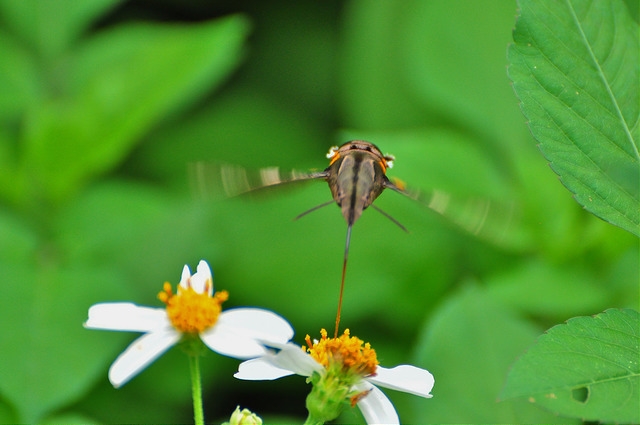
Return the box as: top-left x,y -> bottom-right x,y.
189,354 -> 204,425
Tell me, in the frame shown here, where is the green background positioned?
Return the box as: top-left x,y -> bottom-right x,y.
0,1 -> 636,423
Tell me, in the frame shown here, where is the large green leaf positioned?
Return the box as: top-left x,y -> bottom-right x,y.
0,262 -> 132,423
339,0 -> 527,156
0,0 -> 122,59
54,181 -> 217,295
0,29 -> 41,120
501,309 -> 639,423
487,260 -> 612,319
134,86 -> 328,187
21,16 -> 249,202
509,0 -> 639,235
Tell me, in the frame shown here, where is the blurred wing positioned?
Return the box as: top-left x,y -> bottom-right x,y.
384,177 -> 522,248
189,162 -> 329,200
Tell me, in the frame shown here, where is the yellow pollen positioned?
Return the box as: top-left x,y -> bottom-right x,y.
305,328 -> 378,377
158,283 -> 228,334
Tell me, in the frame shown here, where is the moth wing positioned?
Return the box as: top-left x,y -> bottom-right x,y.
384,177 -> 524,249
189,162 -> 329,200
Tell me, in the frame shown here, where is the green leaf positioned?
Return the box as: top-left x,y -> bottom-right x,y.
411,284 -> 577,424
0,0 -> 122,59
54,181 -> 217,292
43,412 -> 100,425
508,0 -> 640,236
0,209 -> 38,265
0,29 -> 41,120
339,0 -> 429,130
340,0 -> 527,153
134,86 -> 328,187
501,309 -> 640,423
487,260 -> 611,319
21,16 -> 250,202
0,401 -> 14,424
0,263 -> 132,423
398,0 -> 526,151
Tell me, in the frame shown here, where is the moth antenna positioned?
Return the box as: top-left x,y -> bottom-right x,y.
372,204 -> 409,233
335,223 -> 352,338
294,200 -> 336,221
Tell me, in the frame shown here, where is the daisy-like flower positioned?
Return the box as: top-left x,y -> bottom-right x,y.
84,260 -> 293,388
235,328 -> 434,424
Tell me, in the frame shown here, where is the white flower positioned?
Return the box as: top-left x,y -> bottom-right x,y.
84,260 -> 293,388
235,330 -> 434,425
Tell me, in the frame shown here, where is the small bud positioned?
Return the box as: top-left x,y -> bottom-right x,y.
227,406 -> 262,425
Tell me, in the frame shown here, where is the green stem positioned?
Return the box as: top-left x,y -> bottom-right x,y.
189,354 -> 204,425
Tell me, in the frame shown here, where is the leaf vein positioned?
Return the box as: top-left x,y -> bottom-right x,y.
524,3 -> 633,161
566,0 -> 640,160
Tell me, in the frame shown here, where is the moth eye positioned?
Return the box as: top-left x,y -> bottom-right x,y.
350,144 -> 357,150
365,145 -> 372,152
326,146 -> 339,159
385,154 -> 395,168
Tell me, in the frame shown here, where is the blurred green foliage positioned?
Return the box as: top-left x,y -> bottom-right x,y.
0,1 -> 636,424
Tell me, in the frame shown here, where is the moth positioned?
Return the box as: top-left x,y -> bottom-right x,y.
192,140 -> 514,337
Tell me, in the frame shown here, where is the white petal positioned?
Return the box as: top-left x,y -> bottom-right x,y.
218,308 -> 294,343
201,308 -> 293,358
191,260 -> 213,295
108,328 -> 181,388
265,342 -> 322,377
201,323 -> 268,358
354,382 -> 399,425
366,365 -> 434,398
179,265 -> 191,290
84,303 -> 169,332
234,357 -> 296,380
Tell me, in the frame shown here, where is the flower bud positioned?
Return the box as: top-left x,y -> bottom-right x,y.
227,406 -> 262,425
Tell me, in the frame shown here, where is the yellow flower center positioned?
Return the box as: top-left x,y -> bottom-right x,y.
305,328 -> 378,377
158,282 -> 228,333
